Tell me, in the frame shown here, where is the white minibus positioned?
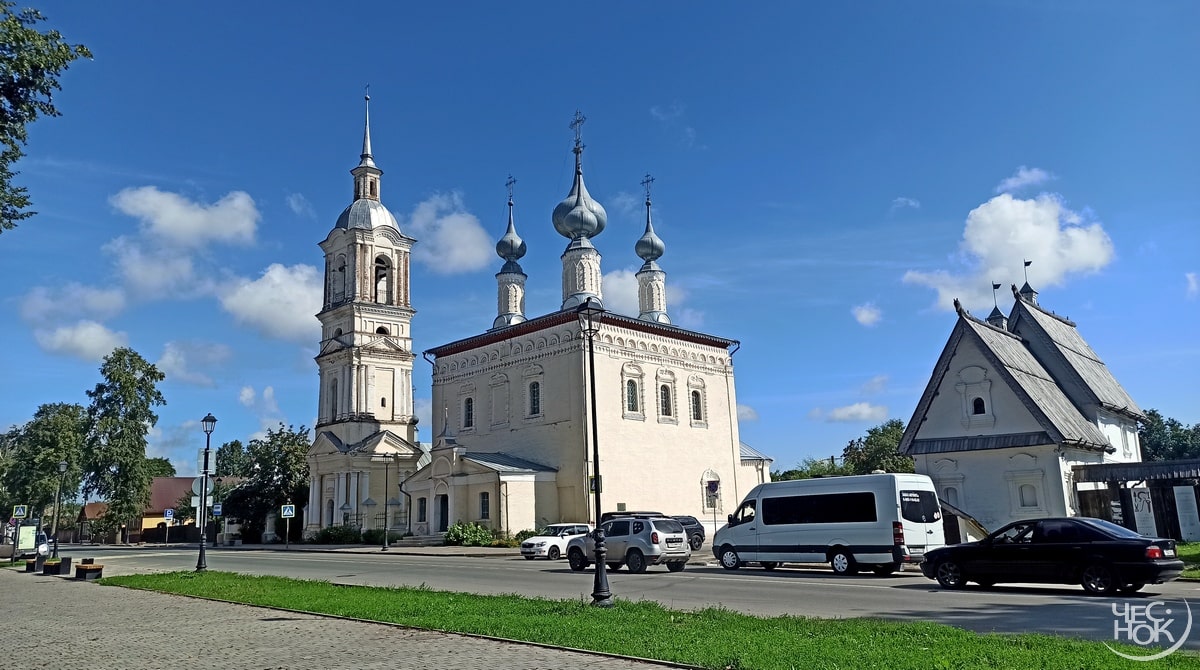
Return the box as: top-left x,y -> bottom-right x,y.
711,473 -> 945,575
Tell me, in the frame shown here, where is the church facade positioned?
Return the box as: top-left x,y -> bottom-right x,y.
403,115 -> 770,537
304,97 -> 429,537
898,283 -> 1144,538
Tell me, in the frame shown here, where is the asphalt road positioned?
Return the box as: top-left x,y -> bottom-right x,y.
70,546 -> 1200,651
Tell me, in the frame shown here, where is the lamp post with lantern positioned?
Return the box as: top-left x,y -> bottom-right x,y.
576,298 -> 612,607
196,412 -> 217,572
51,460 -> 67,559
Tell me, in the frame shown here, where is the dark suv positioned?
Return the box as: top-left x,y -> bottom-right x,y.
672,515 -> 705,550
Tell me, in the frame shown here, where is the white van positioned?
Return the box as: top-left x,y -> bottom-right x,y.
711,473 -> 944,575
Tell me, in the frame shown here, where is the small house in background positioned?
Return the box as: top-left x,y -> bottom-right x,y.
138,477 -> 196,541
75,502 -> 108,542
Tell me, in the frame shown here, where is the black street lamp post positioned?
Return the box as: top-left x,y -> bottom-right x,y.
196,412 -> 217,572
577,298 -> 612,607
381,455 -> 399,551
51,460 -> 67,559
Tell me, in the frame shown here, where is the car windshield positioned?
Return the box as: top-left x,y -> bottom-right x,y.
537,525 -> 572,536
1079,518 -> 1147,539
652,519 -> 685,533
900,490 -> 941,524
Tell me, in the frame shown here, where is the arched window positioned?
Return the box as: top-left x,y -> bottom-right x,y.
972,397 -> 986,415
370,180 -> 377,197
528,381 -> 541,416
332,255 -> 346,301
626,380 -> 639,412
691,390 -> 703,421
374,256 -> 392,304
417,497 -> 428,523
463,397 -> 474,429
479,492 -> 490,520
380,397 -> 387,408
660,385 -> 673,417
376,326 -> 389,335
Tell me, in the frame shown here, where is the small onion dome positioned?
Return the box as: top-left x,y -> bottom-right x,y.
496,198 -> 527,262
552,153 -> 607,240
635,197 -> 665,264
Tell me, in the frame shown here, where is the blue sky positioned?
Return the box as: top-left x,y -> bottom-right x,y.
3,2 -> 1197,475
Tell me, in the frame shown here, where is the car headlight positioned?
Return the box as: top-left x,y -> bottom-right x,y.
535,541 -> 547,547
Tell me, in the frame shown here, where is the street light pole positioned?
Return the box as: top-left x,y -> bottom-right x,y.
577,298 -> 612,607
382,457 -> 391,551
196,412 -> 217,572
51,460 -> 67,559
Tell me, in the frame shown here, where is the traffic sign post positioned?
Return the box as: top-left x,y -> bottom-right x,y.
212,503 -> 222,517
281,503 -> 295,550
12,505 -> 27,519
164,509 -> 173,545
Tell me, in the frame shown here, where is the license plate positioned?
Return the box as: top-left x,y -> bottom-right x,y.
666,539 -> 681,546
1165,549 -> 1176,557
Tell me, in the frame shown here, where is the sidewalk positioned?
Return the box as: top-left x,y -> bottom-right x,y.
2,568 -> 689,670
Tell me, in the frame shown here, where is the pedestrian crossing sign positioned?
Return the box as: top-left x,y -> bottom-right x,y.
11,505 -> 27,519
281,504 -> 295,519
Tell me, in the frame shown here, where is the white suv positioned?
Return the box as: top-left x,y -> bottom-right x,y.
520,523 -> 592,560
566,516 -> 691,573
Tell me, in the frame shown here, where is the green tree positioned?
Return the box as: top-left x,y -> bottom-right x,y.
83,347 -> 166,532
215,439 -> 252,478
0,403 -> 85,526
144,456 -> 176,479
0,1 -> 91,233
224,424 -> 310,541
1139,409 -> 1200,461
772,456 -> 852,481
841,418 -> 913,475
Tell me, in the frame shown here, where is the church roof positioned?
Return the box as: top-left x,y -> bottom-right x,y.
739,442 -> 773,462
899,309 -> 1112,456
425,308 -> 737,358
334,198 -> 400,231
1008,297 -> 1143,420
462,452 -> 557,473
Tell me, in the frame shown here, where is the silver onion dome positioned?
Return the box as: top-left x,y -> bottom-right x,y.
552,150 -> 607,240
635,196 -> 665,264
496,198 -> 527,263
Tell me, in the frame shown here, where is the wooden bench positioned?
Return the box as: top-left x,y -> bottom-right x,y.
24,559 -> 37,573
74,564 -> 104,581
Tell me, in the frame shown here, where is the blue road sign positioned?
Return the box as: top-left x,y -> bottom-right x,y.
164,509 -> 174,520
212,503 -> 222,517
281,504 -> 295,519
12,505 -> 27,519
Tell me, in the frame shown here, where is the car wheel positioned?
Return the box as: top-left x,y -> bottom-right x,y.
523,555 -> 535,560
719,545 -> 742,570
667,561 -> 686,572
626,550 -> 647,574
934,559 -> 966,589
829,549 -> 858,576
689,535 -> 703,551
1118,582 -> 1145,594
873,562 -> 900,576
567,548 -> 589,572
547,546 -> 561,560
1081,564 -> 1118,595
761,561 -> 779,571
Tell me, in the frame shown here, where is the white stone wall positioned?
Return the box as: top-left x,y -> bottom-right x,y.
917,446 -> 1065,532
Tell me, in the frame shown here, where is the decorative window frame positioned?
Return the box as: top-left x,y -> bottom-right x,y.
688,375 -> 707,428
656,369 -> 678,425
702,469 -> 722,512
479,491 -> 490,520
489,373 -> 509,428
458,382 -> 476,433
1005,462 -> 1048,517
955,365 -> 996,430
522,364 -> 545,423
621,362 -> 645,421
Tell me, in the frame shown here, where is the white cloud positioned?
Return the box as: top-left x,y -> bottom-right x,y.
994,166 -> 1054,194
33,320 -> 127,360
414,396 -> 433,439
103,236 -> 209,300
673,307 -> 705,330
1187,272 -> 1198,299
157,341 -> 231,387
903,192 -> 1114,311
110,186 -> 258,248
609,191 -> 641,219
21,283 -> 126,323
737,404 -> 759,421
404,193 -> 492,274
219,263 -> 322,342
852,302 -> 882,327
860,375 -> 889,394
239,386 -> 256,407
601,269 -> 639,317
286,192 -> 316,219
237,385 -> 283,440
890,197 -> 920,212
650,102 -> 685,121
809,403 -> 888,423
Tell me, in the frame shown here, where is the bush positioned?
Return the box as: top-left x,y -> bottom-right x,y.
513,528 -> 539,543
362,529 -> 404,545
489,537 -> 519,548
311,525 -> 364,544
443,522 -> 493,546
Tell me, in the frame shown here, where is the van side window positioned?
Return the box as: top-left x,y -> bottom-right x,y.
761,492 -> 877,525
733,500 -> 756,525
899,490 -> 941,524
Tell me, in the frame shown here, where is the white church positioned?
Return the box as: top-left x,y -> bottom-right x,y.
306,103 -> 770,538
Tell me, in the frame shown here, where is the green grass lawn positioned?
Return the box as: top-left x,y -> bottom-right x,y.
104,571 -> 1195,670
1178,542 -> 1200,578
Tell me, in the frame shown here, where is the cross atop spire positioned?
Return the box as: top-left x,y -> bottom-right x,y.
570,110 -> 586,155
506,174 -> 516,203
641,173 -> 655,203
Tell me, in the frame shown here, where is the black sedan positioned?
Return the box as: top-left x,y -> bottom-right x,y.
920,517 -> 1184,594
